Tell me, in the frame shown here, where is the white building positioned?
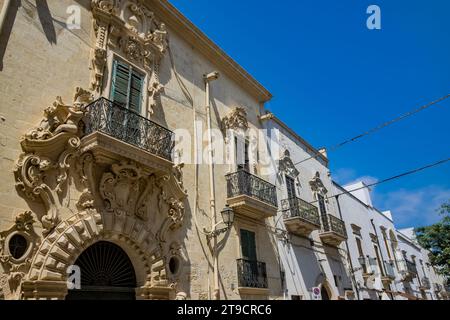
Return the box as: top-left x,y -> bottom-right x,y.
334,181 -> 447,300
261,112 -> 354,300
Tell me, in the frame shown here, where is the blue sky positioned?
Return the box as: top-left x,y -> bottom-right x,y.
170,0 -> 450,228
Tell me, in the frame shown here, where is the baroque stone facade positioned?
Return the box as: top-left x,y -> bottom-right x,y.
0,0 -> 447,301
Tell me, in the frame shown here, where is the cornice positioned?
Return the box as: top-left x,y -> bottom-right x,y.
148,0 -> 273,103
260,112 -> 329,165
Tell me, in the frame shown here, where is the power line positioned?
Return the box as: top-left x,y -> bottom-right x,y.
315,157 -> 450,206
294,94 -> 450,166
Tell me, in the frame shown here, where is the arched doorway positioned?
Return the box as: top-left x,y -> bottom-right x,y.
321,284 -> 331,300
66,241 -> 137,300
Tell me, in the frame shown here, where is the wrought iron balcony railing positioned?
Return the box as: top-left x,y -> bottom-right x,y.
384,260 -> 396,279
405,259 -> 418,275
236,259 -> 268,289
226,170 -> 277,207
420,277 -> 431,289
84,97 -> 174,161
321,214 -> 347,238
281,197 -> 321,226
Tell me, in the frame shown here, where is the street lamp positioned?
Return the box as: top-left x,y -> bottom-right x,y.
205,205 -> 235,239
221,204 -> 234,228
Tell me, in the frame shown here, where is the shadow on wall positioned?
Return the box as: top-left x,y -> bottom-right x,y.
35,0 -> 57,44
0,0 -> 20,71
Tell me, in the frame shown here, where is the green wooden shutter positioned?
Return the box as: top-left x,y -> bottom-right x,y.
110,60 -> 143,113
129,70 -> 143,113
240,229 -> 257,262
111,60 -> 131,108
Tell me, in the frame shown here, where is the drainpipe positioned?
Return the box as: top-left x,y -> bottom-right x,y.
0,0 -> 12,37
204,71 -> 220,300
335,195 -> 361,300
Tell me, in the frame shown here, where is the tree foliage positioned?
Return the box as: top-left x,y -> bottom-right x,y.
415,200 -> 450,280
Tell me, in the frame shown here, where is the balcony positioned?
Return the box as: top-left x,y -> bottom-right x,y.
384,260 -> 396,278
236,259 -> 268,294
420,277 -> 431,290
382,260 -> 396,284
82,98 -> 174,170
282,197 -> 320,237
399,259 -> 417,281
359,256 -> 378,279
319,214 -> 347,246
226,170 -> 278,220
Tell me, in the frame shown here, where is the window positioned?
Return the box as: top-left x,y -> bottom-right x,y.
382,230 -> 392,260
373,245 -> 385,276
110,60 -> 144,113
240,229 -> 257,262
8,234 -> 28,259
235,137 -> 250,172
286,175 -> 296,200
355,237 -> 367,273
318,194 -> 327,215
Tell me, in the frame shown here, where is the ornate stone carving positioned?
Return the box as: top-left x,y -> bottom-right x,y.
309,172 -> 328,195
172,163 -> 186,193
90,47 -> 107,92
278,149 -> 300,178
14,88 -> 94,234
0,211 -> 40,299
222,107 -> 249,132
99,161 -> 185,227
91,0 -> 168,113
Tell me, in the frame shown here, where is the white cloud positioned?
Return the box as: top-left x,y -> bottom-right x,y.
374,185 -> 450,228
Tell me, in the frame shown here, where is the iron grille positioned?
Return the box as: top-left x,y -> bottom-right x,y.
84,97 -> 174,161
281,197 -> 320,226
321,214 -> 347,238
226,170 -> 277,207
236,259 -> 268,289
